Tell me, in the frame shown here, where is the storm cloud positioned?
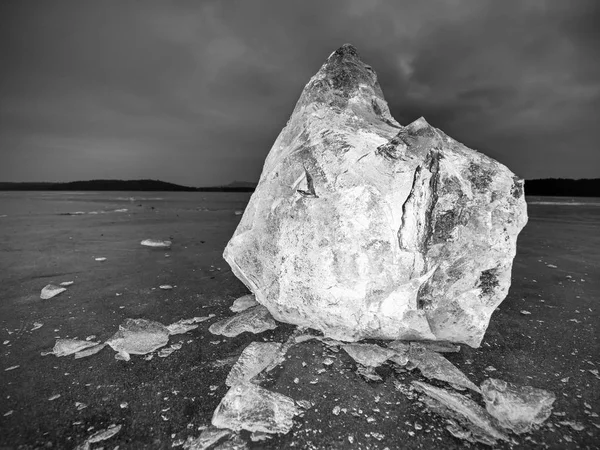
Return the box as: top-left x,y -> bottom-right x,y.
1,0 -> 599,185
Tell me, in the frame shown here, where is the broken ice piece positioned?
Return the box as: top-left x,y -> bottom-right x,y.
167,321 -> 198,335
74,343 -> 106,359
342,343 -> 396,367
226,341 -> 283,386
356,365 -> 383,382
49,394 -> 61,401
413,381 -> 510,444
106,318 -> 170,360
141,239 -> 172,248
250,431 -> 271,442
229,294 -> 259,313
408,344 -> 480,393
94,257 -> 107,262
212,382 -> 299,434
481,378 -> 556,434
31,322 -> 43,331
159,285 -> 173,290
183,427 -> 231,449
75,402 -> 87,411
86,424 -> 122,445
520,310 -> 531,315
41,284 -> 67,300
52,339 -> 100,357
5,365 -> 19,371
60,281 -> 74,286
208,306 -> 277,337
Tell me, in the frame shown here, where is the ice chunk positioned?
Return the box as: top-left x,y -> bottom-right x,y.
159,285 -> 173,290
408,344 -> 480,393
226,342 -> 283,386
167,316 -> 214,335
413,381 -> 511,445
74,343 -> 106,359
31,322 -> 43,331
52,339 -> 100,357
141,239 -> 172,248
212,382 -> 299,434
209,306 -> 277,337
183,427 -> 231,449
481,378 -> 556,434
60,281 -> 74,286
40,284 -> 66,300
94,257 -> 107,262
342,343 -> 397,367
158,343 -> 182,358
106,318 -> 170,360
76,424 -> 122,450
229,294 -> 259,313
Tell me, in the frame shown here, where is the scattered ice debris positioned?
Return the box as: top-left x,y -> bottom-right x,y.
31,322 -> 43,331
559,421 -> 585,431
520,310 -> 531,315
49,339 -> 100,357
94,257 -> 107,262
356,366 -> 383,382
3,340 -> 9,345
408,343 -> 480,393
183,427 -> 232,449
226,342 -> 283,386
413,381 -> 511,445
4,410 -> 13,417
120,402 -> 128,408
332,405 -> 341,415
481,378 -> 556,434
141,239 -> 172,248
74,343 -> 106,359
158,342 -> 182,358
296,400 -> 313,410
40,284 -> 67,300
106,319 -> 170,361
85,335 -> 96,341
485,365 -> 497,372
342,343 -> 396,367
234,210 -> 243,216
167,315 -> 214,335
212,382 -> 300,434
76,424 -> 122,450
60,281 -> 74,287
547,264 -> 557,269
159,285 -> 173,290
48,394 -> 61,401
229,294 -> 259,313
75,402 -> 87,411
588,369 -> 600,380
209,306 -> 277,337
250,431 -> 271,442
5,365 -> 19,371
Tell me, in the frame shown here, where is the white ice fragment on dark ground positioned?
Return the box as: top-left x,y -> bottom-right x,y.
167,315 -> 214,335
48,394 -> 61,401
182,427 -> 232,449
75,402 -> 87,411
160,285 -> 173,290
558,421 -> 585,431
60,281 -> 74,286
3,410 -> 13,416
485,366 -> 497,372
51,339 -> 100,357
3,340 -> 9,345
294,334 -> 318,343
342,343 -> 397,367
332,406 -> 341,415
408,344 -> 480,393
120,402 -> 128,408
356,366 -> 383,382
158,342 -> 182,358
141,239 -> 172,248
40,284 -> 67,300
94,257 -> 107,262
226,342 -> 283,386
74,343 -> 106,359
229,294 -> 259,313
234,210 -> 243,215
106,318 -> 170,360
413,381 -> 511,445
547,264 -> 558,269
5,365 -> 19,371
31,322 -> 43,331
209,306 -> 277,337
76,424 -> 122,450
481,378 -> 556,434
250,431 -> 271,442
589,369 -> 600,380
212,382 -> 299,434
520,310 -> 531,315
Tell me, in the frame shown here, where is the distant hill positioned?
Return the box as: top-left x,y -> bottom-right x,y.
226,180 -> 258,189
524,178 -> 600,197
0,179 -> 255,192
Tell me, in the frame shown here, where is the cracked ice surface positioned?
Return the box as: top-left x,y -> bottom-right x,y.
481,378 -> 556,434
106,318 -> 170,360
212,382 -> 299,434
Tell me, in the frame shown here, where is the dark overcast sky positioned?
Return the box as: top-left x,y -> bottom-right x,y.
1,0 -> 599,185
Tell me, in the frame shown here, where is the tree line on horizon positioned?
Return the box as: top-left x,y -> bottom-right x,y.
0,178 -> 598,196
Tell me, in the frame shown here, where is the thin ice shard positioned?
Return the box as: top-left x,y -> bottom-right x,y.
413,381 -> 511,445
52,339 -> 100,357
209,306 -> 277,337
75,424 -> 122,450
481,378 -> 556,434
141,239 -> 172,248
40,284 -> 67,300
183,427 -> 232,449
230,294 -> 259,313
342,343 -> 397,367
106,318 -> 170,360
74,343 -> 106,359
212,382 -> 299,434
409,344 -> 480,393
226,342 -> 283,386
